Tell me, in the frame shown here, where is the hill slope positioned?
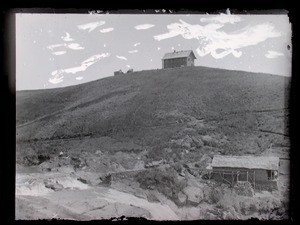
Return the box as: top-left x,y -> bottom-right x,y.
16,66 -> 290,166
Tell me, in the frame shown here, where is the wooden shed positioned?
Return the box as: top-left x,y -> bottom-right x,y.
207,155 -> 280,191
114,69 -> 124,76
162,50 -> 196,69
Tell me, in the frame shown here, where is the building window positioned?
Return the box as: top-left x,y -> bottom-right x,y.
267,170 -> 278,180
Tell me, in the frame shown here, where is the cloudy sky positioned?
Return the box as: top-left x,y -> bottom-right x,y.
16,11 -> 292,90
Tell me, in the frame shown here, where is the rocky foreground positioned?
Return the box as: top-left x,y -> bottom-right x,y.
16,147 -> 290,220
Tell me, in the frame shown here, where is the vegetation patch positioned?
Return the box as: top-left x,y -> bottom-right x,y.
135,167 -> 187,202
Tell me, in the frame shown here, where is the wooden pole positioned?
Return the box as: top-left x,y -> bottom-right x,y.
247,171 -> 248,182
253,171 -> 256,194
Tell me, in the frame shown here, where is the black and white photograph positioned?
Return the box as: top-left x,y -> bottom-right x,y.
15,9 -> 292,220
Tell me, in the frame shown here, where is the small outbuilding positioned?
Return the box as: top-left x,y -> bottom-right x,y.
126,68 -> 133,73
207,155 -> 280,191
162,50 -> 196,69
114,69 -> 124,76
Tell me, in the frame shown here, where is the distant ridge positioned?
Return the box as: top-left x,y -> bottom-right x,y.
16,66 -> 290,163
16,66 -> 287,92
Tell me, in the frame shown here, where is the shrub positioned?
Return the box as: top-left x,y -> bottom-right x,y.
210,187 -> 223,204
217,193 -> 237,211
233,181 -> 254,197
22,147 -> 39,166
146,146 -> 167,161
135,167 -> 187,201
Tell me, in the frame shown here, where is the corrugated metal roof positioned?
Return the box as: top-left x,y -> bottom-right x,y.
162,50 -> 196,60
211,155 -> 279,170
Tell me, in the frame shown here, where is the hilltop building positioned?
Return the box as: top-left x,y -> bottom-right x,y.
162,50 -> 196,69
114,69 -> 124,76
126,68 -> 133,73
206,155 -> 280,191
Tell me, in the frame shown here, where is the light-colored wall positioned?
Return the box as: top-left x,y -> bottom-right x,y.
162,57 -> 192,69
187,56 -> 194,66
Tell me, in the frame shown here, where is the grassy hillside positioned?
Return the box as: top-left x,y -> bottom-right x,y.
16,66 -> 290,165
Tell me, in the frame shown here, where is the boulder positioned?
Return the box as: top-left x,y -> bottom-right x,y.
187,119 -> 205,129
201,135 -> 213,142
77,177 -> 88,184
171,139 -> 184,146
57,166 -> 75,173
222,207 -> 240,220
195,154 -> 212,169
179,171 -> 185,177
183,186 -> 204,205
38,161 -> 53,172
201,135 -> 218,147
23,148 -> 39,166
182,135 -> 193,148
200,154 -> 212,164
204,211 -> 218,220
44,180 -> 64,191
95,150 -> 103,155
133,161 -> 145,170
164,148 -> 173,153
177,191 -> 187,204
171,135 -> 194,149
191,135 -> 204,147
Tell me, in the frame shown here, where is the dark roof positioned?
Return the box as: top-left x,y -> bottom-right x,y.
162,50 -> 196,60
211,155 -> 279,170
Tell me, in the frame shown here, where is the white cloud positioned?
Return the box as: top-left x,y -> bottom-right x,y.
100,27 -> 114,33
78,21 -> 105,32
157,47 -> 161,50
104,44 -> 106,47
75,76 -> 84,80
49,75 -> 64,84
47,42 -> 84,51
126,65 -> 131,68
154,19 -> 281,59
134,24 -> 155,30
128,50 -> 138,53
64,53 -> 110,74
66,43 -> 84,50
51,70 -> 64,76
134,42 -> 141,47
47,43 -> 66,51
265,50 -> 284,59
116,55 -> 128,61
52,51 -> 67,56
49,53 -> 110,84
61,32 -> 74,42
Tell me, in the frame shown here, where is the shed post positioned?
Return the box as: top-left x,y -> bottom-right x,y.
253,171 -> 256,194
